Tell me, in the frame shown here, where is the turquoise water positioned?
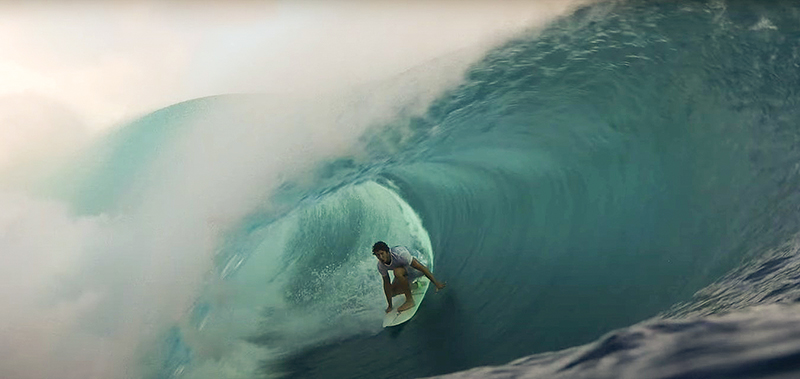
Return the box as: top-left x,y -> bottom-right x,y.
39,1 -> 800,378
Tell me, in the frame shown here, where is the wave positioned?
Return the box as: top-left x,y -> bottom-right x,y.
7,0 -> 800,378
278,0 -> 800,377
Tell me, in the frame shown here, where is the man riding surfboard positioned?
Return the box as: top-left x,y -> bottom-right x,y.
372,241 -> 446,313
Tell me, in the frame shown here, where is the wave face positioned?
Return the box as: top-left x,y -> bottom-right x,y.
279,0 -> 800,377
36,0 -> 800,378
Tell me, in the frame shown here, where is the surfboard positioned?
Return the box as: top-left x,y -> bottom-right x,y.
383,277 -> 430,327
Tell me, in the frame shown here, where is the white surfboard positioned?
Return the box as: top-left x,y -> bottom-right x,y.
382,277 -> 430,327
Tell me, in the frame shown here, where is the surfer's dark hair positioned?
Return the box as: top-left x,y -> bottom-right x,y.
372,241 -> 390,253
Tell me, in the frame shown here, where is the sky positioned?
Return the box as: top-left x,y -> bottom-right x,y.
0,1 -> 590,127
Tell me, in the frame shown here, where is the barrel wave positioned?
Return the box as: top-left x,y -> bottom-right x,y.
33,1 -> 800,378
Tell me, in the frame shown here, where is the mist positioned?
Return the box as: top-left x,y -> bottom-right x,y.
0,1 -> 595,378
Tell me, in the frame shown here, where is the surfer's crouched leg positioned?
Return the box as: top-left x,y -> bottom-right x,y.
392,267 -> 415,312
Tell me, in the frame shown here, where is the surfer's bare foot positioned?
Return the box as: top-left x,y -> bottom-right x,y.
398,299 -> 415,312
385,305 -> 393,313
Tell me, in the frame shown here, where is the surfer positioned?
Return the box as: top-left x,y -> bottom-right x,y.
372,241 -> 446,313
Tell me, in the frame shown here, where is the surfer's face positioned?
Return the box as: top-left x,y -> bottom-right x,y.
373,249 -> 391,264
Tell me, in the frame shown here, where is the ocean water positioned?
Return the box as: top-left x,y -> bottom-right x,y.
10,0 -> 800,378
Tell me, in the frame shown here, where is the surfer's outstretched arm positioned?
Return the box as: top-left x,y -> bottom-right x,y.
411,258 -> 447,291
382,274 -> 394,312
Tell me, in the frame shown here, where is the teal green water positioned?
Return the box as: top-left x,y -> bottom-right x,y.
44,1 -> 800,378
